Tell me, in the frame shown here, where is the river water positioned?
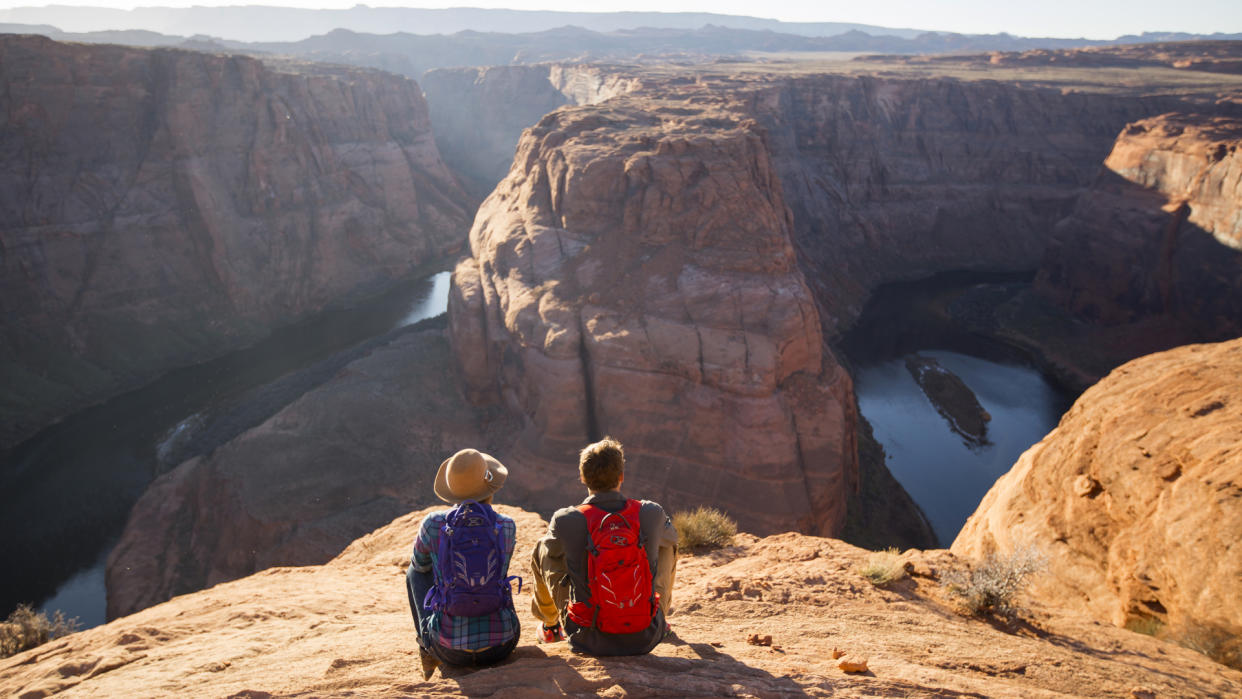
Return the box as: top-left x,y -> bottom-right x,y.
843,273 -> 1074,546
0,269 -> 452,629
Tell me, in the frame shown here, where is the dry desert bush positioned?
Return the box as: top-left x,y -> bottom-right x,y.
1,604 -> 79,658
859,547 -> 907,586
673,506 -> 737,551
943,545 -> 1047,618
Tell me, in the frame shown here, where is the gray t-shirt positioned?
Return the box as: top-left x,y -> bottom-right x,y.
544,490 -> 678,655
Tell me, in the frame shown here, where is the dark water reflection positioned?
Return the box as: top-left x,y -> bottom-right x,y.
0,269 -> 451,628
855,350 -> 1069,544
843,272 -> 1074,545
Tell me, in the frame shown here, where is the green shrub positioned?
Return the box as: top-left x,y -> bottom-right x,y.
859,547 -> 907,586
673,506 -> 737,551
0,604 -> 80,658
943,545 -> 1046,617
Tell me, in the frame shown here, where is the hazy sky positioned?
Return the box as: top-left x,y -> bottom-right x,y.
1,1 -> 1239,39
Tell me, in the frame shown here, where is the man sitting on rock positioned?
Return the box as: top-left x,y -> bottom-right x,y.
530,436 -> 678,655
406,449 -> 521,679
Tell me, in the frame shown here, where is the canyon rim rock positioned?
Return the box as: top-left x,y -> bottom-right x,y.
0,35 -> 473,448
5,505 -> 1241,697
954,338 -> 1242,650
1035,112 -> 1242,357
447,91 -> 858,537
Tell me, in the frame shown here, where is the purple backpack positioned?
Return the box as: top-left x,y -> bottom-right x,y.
424,501 -> 520,617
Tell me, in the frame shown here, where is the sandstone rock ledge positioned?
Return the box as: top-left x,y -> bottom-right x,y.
6,506 -> 1239,698
955,338 -> 1242,648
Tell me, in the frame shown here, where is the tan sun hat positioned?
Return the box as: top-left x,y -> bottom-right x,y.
433,448 -> 508,503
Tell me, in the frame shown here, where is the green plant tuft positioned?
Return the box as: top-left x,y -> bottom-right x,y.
1124,616 -> 1165,637
943,545 -> 1047,618
859,547 -> 907,586
673,506 -> 738,552
1,604 -> 80,658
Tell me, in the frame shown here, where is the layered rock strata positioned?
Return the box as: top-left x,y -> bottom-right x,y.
0,35 -> 472,448
954,338 -> 1242,648
1037,113 -> 1242,340
749,75 -> 1188,336
449,95 -> 857,537
7,505 -> 1241,697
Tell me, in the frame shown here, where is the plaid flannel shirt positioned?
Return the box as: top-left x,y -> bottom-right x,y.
411,507 -> 520,650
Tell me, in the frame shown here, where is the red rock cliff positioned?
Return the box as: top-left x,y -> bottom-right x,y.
449,94 -> 857,537
0,35 -> 472,448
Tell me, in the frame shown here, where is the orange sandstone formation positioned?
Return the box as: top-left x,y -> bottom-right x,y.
954,338 -> 1242,646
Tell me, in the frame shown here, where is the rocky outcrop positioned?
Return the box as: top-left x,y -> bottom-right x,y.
953,338 -> 1242,649
1037,113 -> 1242,339
105,321 -> 519,618
448,92 -> 857,538
6,504 -> 1241,697
0,35 -> 472,448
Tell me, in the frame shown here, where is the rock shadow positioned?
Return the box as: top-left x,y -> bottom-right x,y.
427,634 -> 816,697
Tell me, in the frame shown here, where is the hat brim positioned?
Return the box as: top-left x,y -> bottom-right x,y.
433,451 -> 508,503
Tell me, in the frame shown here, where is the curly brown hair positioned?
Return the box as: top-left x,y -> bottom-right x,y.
579,437 -> 625,491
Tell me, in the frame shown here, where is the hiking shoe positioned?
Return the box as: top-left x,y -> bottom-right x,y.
539,623 -> 566,643
418,646 -> 440,680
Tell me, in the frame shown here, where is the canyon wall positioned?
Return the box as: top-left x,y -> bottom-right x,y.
447,73 -> 1188,535
749,75 -> 1188,336
954,338 -> 1242,649
422,64 -> 642,199
1037,113 -> 1242,340
448,93 -> 857,537
0,35 -> 472,448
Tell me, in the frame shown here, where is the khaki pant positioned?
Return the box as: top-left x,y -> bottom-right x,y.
530,537 -> 677,626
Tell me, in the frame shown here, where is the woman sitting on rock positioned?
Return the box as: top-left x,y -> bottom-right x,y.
405,449 -> 521,679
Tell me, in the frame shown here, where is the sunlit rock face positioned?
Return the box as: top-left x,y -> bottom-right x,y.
448,92 -> 858,538
954,337 -> 1242,648
1037,113 -> 1242,339
0,35 -> 472,448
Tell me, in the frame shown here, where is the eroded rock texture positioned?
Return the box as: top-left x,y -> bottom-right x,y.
750,75 -> 1186,335
1037,113 -> 1242,340
449,95 -> 857,537
954,338 -> 1242,644
8,505 -> 1241,698
0,35 -> 472,448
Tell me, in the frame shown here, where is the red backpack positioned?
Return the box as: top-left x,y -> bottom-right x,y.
567,500 -> 659,634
